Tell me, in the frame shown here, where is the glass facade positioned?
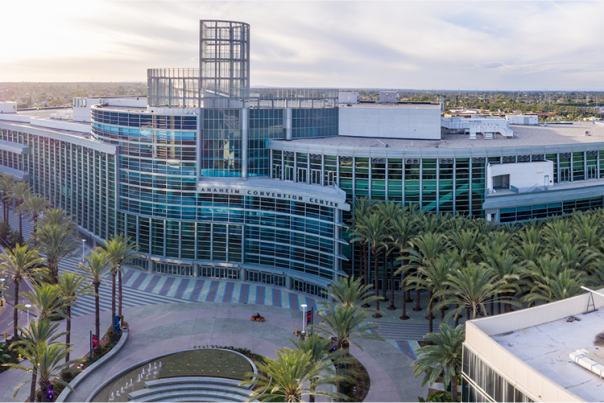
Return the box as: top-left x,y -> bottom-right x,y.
462,346 -> 534,403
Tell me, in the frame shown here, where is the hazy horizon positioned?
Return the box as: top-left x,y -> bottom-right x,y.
2,1 -> 604,91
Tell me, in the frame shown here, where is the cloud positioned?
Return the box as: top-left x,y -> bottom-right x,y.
1,1 -> 604,90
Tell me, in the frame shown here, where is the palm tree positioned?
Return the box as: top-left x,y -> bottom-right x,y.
0,174 -> 16,223
349,197 -> 374,288
357,214 -> 387,317
391,214 -> 418,317
291,334 -> 352,403
36,223 -> 78,283
523,269 -> 584,305
376,200 -> 401,301
8,320 -> 67,401
405,232 -> 450,312
19,283 -> 67,323
323,275 -> 380,311
0,245 -> 45,340
312,305 -> 383,351
57,272 -> 93,363
436,264 -> 519,321
412,324 -> 465,402
481,251 -> 522,314
410,255 -> 456,332
101,233 -> 141,318
79,252 -> 111,342
240,348 -> 345,402
39,208 -> 77,233
9,182 -> 30,242
19,195 -> 49,233
24,341 -> 77,402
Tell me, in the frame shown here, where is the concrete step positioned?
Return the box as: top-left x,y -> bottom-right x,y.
129,390 -> 250,402
145,376 -> 246,389
129,383 -> 251,400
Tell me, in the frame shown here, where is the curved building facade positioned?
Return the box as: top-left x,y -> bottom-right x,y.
2,20 -> 604,295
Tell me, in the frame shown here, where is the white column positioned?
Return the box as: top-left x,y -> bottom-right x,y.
285,108 -> 293,141
241,107 -> 249,180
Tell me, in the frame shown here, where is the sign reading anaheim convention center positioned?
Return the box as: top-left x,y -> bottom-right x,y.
198,186 -> 342,208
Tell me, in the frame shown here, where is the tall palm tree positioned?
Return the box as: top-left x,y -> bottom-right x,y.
376,200 -> 401,301
9,182 -> 30,243
523,269 -> 584,305
240,348 -> 345,402
436,264 -> 519,321
405,232 -> 450,312
412,324 -> 465,402
410,255 -> 456,332
0,245 -> 45,340
20,341 -> 77,402
323,275 -> 379,311
8,320 -> 67,401
57,271 -> 93,363
19,195 -> 49,233
391,214 -> 418,317
39,208 -> 77,233
79,252 -> 110,342
349,197 -> 374,288
291,334 -> 352,403
481,251 -> 522,314
19,283 -> 67,323
312,305 -> 383,351
358,214 -> 387,317
36,223 -> 78,283
101,233 -> 141,318
0,174 -> 16,223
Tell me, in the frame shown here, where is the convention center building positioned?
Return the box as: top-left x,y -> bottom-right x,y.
2,20 -> 604,294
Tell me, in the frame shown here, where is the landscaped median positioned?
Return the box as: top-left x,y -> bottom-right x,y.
55,327 -> 129,402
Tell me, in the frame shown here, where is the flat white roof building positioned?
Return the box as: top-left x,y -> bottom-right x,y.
463,288 -> 604,402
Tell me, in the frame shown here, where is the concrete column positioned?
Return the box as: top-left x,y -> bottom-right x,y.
240,265 -> 246,281
193,262 -> 199,278
241,107 -> 249,179
285,108 -> 293,141
148,258 -> 154,273
285,273 -> 291,290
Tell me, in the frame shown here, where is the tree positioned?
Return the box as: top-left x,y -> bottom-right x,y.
290,334 -> 352,403
240,348 -> 345,402
79,252 -> 111,342
357,214 -> 387,317
312,305 -> 383,351
406,233 -> 450,312
349,197 -> 374,290
412,324 -> 465,402
376,200 -> 402,302
8,320 -> 67,401
57,272 -> 93,363
323,275 -> 380,311
0,174 -> 16,223
19,283 -> 66,323
0,245 -> 45,340
101,233 -> 141,318
9,182 -> 30,243
523,269 -> 584,304
35,224 -> 78,283
39,208 -> 77,234
19,195 -> 49,233
437,264 -> 519,321
391,214 -> 418,318
11,341 -> 77,402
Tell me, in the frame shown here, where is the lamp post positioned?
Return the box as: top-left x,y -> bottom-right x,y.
25,304 -> 31,326
301,304 -> 308,335
0,278 -> 5,307
82,239 -> 86,261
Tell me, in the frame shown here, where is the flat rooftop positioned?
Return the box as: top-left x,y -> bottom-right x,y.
0,108 -> 92,139
346,103 -> 441,109
288,122 -> 604,149
492,308 -> 604,402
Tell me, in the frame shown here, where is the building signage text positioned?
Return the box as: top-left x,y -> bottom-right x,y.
198,187 -> 340,208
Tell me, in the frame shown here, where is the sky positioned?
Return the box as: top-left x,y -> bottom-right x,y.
1,0 -> 604,90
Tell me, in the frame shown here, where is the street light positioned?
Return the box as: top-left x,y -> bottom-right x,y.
82,239 -> 86,261
25,304 -> 31,325
301,304 -> 308,335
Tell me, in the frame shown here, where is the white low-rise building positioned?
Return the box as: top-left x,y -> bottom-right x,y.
463,289 -> 604,402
